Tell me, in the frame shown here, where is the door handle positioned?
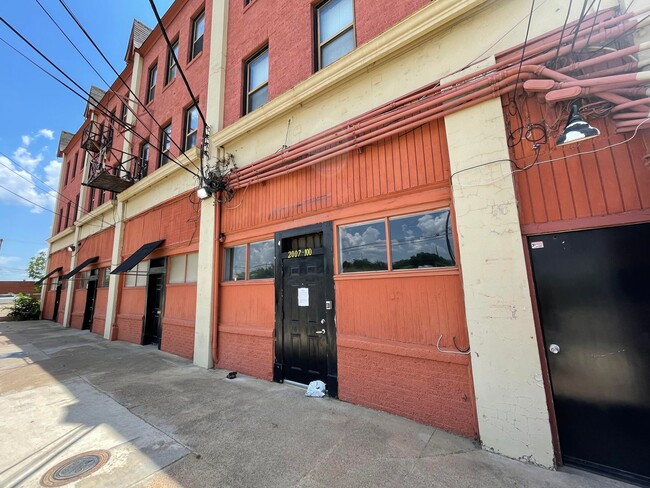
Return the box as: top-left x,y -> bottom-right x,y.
549,344 -> 560,354
315,329 -> 326,335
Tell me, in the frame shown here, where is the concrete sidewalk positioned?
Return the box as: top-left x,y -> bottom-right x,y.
0,321 -> 633,488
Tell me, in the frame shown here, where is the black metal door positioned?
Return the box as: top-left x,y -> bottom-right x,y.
529,223 -> 650,485
143,273 -> 165,347
82,271 -> 98,331
52,282 -> 62,321
281,253 -> 328,385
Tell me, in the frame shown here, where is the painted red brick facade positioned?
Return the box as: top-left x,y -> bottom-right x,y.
133,0 -> 211,176
223,0 -> 428,126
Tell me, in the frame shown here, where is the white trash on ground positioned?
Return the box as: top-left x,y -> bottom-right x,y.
305,380 -> 326,397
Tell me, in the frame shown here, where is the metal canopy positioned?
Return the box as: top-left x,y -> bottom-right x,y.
62,257 -> 99,280
111,240 -> 164,275
36,266 -> 63,285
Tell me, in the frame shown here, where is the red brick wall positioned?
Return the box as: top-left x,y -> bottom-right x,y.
217,281 -> 274,380
338,346 -> 477,437
133,0 -> 211,175
223,0 -> 428,126
162,283 -> 197,359
53,130 -> 86,235
0,282 -> 36,294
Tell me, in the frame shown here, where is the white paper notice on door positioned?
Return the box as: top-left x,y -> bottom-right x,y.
298,287 -> 309,307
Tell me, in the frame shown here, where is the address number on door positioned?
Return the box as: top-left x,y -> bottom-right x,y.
287,248 -> 313,258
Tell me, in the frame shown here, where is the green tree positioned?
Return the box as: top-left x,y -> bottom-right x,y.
27,251 -> 47,291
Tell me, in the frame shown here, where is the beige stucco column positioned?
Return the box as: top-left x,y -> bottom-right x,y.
444,71 -> 554,466
104,201 -> 125,340
61,227 -> 80,328
193,0 -> 229,368
193,200 -> 216,368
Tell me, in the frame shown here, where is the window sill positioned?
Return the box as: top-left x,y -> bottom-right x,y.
243,0 -> 259,13
162,77 -> 177,94
186,51 -> 203,69
335,267 -> 458,280
221,278 -> 274,286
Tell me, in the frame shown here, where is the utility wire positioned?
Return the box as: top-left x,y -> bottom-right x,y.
33,0 -> 180,169
0,30 -> 197,179
147,0 -> 206,129
57,0 -> 201,176
148,0 -> 207,179
0,183 -> 63,215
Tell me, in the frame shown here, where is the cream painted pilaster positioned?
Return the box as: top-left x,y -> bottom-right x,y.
122,52 -> 143,172
62,228 -> 80,328
193,199 -> 216,368
193,0 -> 229,368
445,96 -> 554,466
104,201 -> 125,340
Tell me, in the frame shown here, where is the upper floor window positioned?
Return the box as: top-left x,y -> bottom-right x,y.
316,0 -> 355,69
190,10 -> 205,60
166,39 -> 179,84
147,64 -> 157,103
110,109 -> 116,127
72,152 -> 78,176
244,48 -> 268,114
159,124 -> 172,167
64,160 -> 70,186
184,105 -> 199,150
338,209 -> 455,273
140,142 -> 151,177
121,102 -> 128,123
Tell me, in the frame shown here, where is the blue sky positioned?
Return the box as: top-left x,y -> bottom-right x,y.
0,0 -> 172,280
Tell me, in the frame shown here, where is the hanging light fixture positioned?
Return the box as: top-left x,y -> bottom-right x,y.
67,245 -> 76,252
556,104 -> 600,146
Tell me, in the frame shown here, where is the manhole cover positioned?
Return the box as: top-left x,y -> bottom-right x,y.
40,450 -> 110,486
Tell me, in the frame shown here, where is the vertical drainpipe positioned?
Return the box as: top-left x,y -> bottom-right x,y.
193,0 -> 229,368
105,50 -> 142,340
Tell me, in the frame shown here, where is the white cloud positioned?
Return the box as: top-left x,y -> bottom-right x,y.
21,135 -> 32,146
0,154 -> 59,214
13,147 -> 43,170
38,129 -> 55,140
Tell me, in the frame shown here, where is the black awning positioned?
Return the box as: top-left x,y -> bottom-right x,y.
62,256 -> 99,280
111,240 -> 164,274
36,266 -> 63,285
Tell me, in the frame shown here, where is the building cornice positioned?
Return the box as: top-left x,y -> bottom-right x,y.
47,226 -> 74,244
118,147 -> 200,202
75,199 -> 117,227
210,0 -> 486,149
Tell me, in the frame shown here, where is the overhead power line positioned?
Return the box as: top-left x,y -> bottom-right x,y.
0,29 -> 198,180
148,0 -> 206,129
32,0 -> 191,174
57,0 -> 202,176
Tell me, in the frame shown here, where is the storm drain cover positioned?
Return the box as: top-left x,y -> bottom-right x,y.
40,450 -> 110,486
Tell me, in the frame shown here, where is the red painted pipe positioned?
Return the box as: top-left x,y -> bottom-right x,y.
234,16 -> 641,181
231,12 -> 649,186
557,42 -> 650,74
611,96 -> 650,113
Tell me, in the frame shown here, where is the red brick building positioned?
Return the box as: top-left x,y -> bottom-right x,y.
42,0 -> 650,483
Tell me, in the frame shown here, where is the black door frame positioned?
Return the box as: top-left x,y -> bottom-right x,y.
527,223 -> 650,485
82,269 -> 98,331
52,281 -> 63,321
142,259 -> 166,349
273,222 -> 338,397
